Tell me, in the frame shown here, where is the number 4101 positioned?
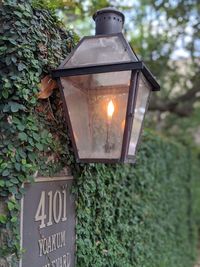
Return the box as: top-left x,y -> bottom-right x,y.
35,188 -> 67,229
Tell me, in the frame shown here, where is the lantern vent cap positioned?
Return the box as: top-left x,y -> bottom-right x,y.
93,7 -> 125,35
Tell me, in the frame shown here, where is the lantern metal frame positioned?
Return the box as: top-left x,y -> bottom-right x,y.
52,33 -> 160,163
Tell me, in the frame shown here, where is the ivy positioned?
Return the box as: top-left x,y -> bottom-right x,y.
0,0 -> 76,260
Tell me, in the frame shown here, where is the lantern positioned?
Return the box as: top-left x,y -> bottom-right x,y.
52,8 -> 160,163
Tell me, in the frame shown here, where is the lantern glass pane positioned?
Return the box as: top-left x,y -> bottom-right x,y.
128,74 -> 151,156
63,35 -> 137,68
61,71 -> 131,159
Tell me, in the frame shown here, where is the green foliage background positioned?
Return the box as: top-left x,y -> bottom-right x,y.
0,1 -> 200,267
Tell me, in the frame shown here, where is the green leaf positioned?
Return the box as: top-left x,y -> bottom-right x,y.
11,178 -> 19,184
18,132 -> 28,141
36,143 -> 43,151
15,21 -> 22,27
14,11 -> 23,18
11,103 -> 19,112
32,132 -> 40,141
9,186 -> 18,194
12,117 -> 21,124
26,145 -> 33,151
15,163 -> 21,171
17,124 -> 25,131
7,201 -> 15,211
21,159 -> 26,165
28,153 -> 36,162
5,180 -> 12,187
11,216 -> 17,223
0,214 -> 7,224
2,90 -> 9,99
0,180 -> 5,187
18,148 -> 26,158
2,169 -> 9,176
11,55 -> 17,63
18,63 -> 26,71
10,102 -> 25,113
5,56 -> 11,65
0,46 -> 7,53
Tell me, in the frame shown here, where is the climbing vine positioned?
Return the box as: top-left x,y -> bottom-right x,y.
0,0 -> 76,259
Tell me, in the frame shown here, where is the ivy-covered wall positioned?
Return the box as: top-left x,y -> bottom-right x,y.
0,1 -> 76,265
0,1 -> 200,267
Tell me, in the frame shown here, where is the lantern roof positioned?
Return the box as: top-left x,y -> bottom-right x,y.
53,33 -> 160,91
59,33 -> 137,69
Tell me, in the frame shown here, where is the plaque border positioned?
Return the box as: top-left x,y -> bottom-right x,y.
19,175 -> 74,267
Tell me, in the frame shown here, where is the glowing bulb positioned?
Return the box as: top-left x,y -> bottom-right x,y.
107,100 -> 115,119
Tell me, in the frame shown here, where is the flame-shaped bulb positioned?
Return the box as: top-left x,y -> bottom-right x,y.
107,100 -> 115,119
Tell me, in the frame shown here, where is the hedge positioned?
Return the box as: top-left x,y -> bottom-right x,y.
0,1 -> 200,267
75,133 -> 200,267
